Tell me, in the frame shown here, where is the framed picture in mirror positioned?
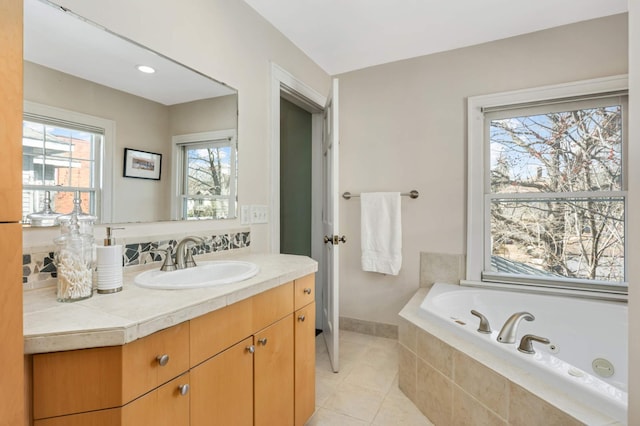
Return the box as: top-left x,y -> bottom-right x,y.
123,148 -> 162,180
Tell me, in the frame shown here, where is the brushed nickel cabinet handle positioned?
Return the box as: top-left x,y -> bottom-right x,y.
178,384 -> 189,396
156,354 -> 170,366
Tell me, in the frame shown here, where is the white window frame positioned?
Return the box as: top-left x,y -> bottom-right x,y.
23,101 -> 115,223
465,75 -> 628,300
171,129 -> 237,220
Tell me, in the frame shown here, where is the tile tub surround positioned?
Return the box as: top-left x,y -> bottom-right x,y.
22,230 -> 251,289
419,252 -> 465,288
398,289 -> 621,425
23,252 -> 316,354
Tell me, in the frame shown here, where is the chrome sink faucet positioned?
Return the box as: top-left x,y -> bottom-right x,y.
497,312 -> 534,343
175,236 -> 204,269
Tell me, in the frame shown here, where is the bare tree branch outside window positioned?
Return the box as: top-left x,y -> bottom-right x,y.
489,105 -> 625,282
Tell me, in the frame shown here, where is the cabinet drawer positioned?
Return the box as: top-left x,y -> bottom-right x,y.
190,282 -> 294,366
33,322 -> 189,419
294,275 -> 315,310
190,297 -> 253,366
252,281 -> 293,332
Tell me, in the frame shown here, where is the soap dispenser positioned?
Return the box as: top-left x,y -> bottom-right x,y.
96,227 -> 124,294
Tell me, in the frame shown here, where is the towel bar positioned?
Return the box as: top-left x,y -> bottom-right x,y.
342,190 -> 419,200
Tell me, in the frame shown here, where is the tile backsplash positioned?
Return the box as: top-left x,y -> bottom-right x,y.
23,230 -> 251,289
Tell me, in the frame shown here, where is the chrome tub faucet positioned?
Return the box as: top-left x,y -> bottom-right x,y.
497,312 -> 534,343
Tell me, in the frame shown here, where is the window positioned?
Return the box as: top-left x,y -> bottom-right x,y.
467,76 -> 628,296
172,130 -> 237,220
22,102 -> 113,224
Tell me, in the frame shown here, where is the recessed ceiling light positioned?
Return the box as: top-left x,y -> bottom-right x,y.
136,65 -> 156,74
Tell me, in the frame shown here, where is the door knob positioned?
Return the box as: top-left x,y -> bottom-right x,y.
258,337 -> 268,346
324,235 -> 347,245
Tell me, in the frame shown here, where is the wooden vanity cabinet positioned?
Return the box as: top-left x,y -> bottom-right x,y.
31,274 -> 316,425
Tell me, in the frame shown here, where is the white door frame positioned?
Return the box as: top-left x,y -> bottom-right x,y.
269,62 -> 327,325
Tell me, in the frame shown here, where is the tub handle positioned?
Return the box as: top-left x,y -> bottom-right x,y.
518,334 -> 550,354
470,310 -> 492,334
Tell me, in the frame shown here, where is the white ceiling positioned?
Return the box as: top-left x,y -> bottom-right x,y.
24,0 -> 236,106
243,0 -> 628,75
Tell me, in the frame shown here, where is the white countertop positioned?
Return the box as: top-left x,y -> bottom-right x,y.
23,252 -> 318,354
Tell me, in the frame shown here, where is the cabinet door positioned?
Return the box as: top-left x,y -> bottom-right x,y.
124,373 -> 190,425
294,302 -> 316,426
34,374 -> 190,426
190,337 -> 254,426
255,315 -> 294,426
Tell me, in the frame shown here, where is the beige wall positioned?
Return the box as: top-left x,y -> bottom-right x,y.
54,0 -> 331,252
337,14 -> 628,326
628,1 -> 639,424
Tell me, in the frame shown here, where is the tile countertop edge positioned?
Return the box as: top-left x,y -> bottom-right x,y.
24,253 -> 318,354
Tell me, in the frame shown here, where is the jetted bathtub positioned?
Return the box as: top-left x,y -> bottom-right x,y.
415,283 -> 627,422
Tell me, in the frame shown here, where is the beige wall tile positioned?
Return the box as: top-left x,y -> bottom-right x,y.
340,316 -> 399,339
453,351 -> 508,418
451,386 -> 507,426
399,344 -> 417,401
399,318 -> 418,352
420,252 -> 466,287
508,383 -> 583,426
416,358 -> 453,425
417,329 -> 453,377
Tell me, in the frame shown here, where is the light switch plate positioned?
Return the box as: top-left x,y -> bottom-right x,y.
250,205 -> 268,224
240,205 -> 250,225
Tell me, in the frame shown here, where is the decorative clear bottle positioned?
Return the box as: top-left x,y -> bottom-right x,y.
54,214 -> 94,302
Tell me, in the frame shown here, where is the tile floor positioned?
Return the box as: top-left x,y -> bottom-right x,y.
307,330 -> 433,426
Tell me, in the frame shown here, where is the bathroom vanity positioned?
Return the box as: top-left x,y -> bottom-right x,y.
24,253 -> 317,426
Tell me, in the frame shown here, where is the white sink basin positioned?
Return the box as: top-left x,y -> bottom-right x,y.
134,260 -> 259,289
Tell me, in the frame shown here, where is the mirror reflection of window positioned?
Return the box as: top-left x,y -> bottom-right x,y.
22,115 -> 102,224
176,132 -> 237,220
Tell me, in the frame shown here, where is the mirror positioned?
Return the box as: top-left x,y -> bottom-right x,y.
23,0 -> 239,225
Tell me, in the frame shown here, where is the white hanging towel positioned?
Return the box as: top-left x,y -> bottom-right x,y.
360,192 -> 402,275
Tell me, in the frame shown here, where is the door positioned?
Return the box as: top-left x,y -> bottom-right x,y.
322,78 -> 340,373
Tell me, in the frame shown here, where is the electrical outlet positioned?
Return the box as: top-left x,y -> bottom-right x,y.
241,205 -> 250,225
250,205 -> 268,224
